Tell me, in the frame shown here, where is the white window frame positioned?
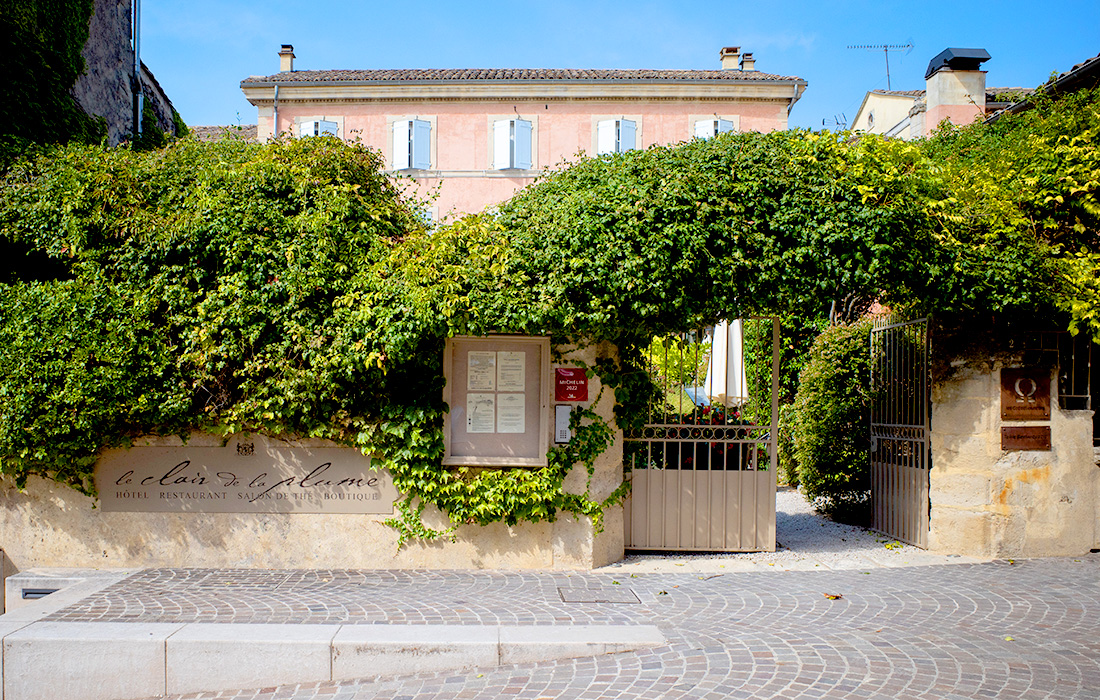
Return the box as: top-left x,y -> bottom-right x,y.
693,118 -> 735,139
388,116 -> 436,171
595,118 -> 638,155
689,114 -> 740,140
295,116 -> 343,139
490,117 -> 534,170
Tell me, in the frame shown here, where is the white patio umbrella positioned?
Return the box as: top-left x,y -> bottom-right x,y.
704,319 -> 748,407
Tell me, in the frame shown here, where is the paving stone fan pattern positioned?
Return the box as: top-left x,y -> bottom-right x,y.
48,558 -> 1100,699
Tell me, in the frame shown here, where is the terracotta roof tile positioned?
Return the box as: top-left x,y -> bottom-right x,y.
986,86 -> 1033,98
241,68 -> 803,84
873,89 -> 925,98
872,86 -> 1034,102
1060,52 -> 1100,79
190,125 -> 258,142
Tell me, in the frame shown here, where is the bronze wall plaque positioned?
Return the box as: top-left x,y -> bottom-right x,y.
1001,426 -> 1051,451
1000,368 -> 1051,420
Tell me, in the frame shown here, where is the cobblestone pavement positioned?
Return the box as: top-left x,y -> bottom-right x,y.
44,555 -> 1100,700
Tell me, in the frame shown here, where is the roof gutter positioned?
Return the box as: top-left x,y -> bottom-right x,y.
273,84 -> 279,137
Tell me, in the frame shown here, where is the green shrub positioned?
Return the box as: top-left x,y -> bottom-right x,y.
777,403 -> 799,487
789,318 -> 873,522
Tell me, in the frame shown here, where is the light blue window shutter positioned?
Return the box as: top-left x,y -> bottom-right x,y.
716,118 -> 734,134
318,120 -> 338,137
694,119 -> 715,139
514,119 -> 532,169
300,120 -> 318,137
493,119 -> 512,169
412,119 -> 432,169
392,120 -> 411,169
619,119 -> 636,152
596,119 -> 616,155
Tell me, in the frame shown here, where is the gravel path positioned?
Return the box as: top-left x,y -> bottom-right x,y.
604,486 -> 985,573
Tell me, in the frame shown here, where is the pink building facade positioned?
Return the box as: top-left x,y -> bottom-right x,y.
241,46 -> 806,219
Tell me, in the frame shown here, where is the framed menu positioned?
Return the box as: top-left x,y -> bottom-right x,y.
443,336 -> 551,467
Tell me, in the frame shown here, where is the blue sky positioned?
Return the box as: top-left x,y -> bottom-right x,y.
143,0 -> 1099,131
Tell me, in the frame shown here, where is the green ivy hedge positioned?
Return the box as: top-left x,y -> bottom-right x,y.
0,97 -> 1091,537
788,319 -> 874,522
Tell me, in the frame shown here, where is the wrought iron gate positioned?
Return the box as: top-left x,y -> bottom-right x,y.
869,316 -> 930,548
623,319 -> 779,552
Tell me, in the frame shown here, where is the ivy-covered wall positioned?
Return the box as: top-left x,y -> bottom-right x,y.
0,0 -> 105,158
1,0 -> 185,157
0,87 -> 1095,555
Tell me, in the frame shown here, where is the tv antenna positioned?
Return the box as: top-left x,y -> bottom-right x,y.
848,43 -> 913,90
823,113 -> 847,129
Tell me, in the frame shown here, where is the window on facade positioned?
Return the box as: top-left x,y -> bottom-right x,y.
596,119 -> 636,155
300,120 -> 338,137
694,118 -> 734,139
392,119 -> 432,170
492,119 -> 532,170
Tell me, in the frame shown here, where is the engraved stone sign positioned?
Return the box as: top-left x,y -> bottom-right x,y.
1001,426 -> 1052,451
1000,368 -> 1051,421
95,434 -> 397,514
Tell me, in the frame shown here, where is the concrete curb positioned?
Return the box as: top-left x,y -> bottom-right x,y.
2,569 -> 135,620
2,620 -> 665,700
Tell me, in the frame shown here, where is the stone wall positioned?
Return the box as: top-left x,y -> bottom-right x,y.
69,0 -> 179,145
929,361 -> 1097,557
0,343 -> 624,572
71,0 -> 133,145
140,62 -> 178,135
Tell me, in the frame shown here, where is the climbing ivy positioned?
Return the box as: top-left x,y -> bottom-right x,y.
0,88 -> 1094,539
919,88 -> 1100,340
0,0 -> 106,165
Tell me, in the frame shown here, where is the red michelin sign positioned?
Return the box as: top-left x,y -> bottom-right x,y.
555,367 -> 588,402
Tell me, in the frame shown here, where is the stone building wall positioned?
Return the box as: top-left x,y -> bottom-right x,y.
69,0 -> 179,145
140,62 -> 178,135
70,0 -> 133,145
929,361 -> 1097,557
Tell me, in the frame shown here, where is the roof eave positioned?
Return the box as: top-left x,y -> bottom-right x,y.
240,77 -> 809,107
240,77 -> 806,89
987,54 -> 1100,124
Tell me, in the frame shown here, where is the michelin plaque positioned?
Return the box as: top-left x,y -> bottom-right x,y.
95,434 -> 397,514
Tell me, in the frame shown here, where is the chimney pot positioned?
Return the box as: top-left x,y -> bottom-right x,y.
739,52 -> 755,71
279,44 -> 295,72
720,46 -> 741,71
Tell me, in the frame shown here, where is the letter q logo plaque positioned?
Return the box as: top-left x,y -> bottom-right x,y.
1000,368 -> 1050,421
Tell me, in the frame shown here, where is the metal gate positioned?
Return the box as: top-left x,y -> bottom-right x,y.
869,316 -> 930,548
623,319 -> 779,551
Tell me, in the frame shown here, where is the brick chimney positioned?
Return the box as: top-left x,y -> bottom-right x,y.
279,44 -> 295,72
720,46 -> 741,70
739,52 -> 755,71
